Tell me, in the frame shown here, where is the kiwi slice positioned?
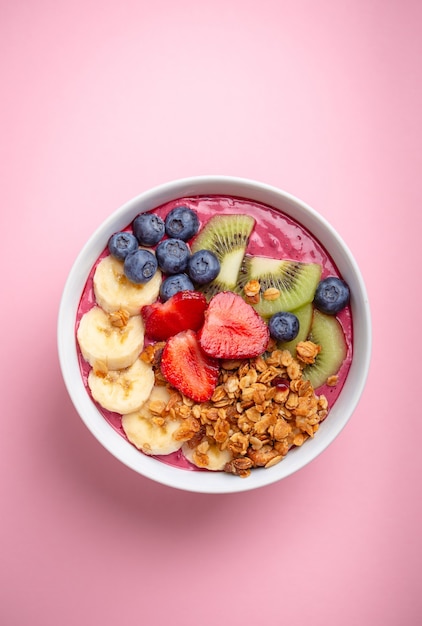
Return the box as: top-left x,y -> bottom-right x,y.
302,309 -> 347,389
237,255 -> 322,317
191,213 -> 255,300
278,303 -> 313,355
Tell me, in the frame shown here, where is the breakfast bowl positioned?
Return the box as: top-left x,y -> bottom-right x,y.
57,176 -> 371,494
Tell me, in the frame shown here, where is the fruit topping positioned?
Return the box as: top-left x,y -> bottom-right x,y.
161,329 -> 220,402
124,249 -> 158,284
278,303 -> 313,354
237,255 -> 322,317
199,291 -> 270,359
77,306 -> 145,370
93,255 -> 162,315
191,213 -> 255,299
187,249 -> 220,285
132,212 -> 165,246
164,206 -> 200,241
155,238 -> 191,274
141,290 -> 208,341
268,311 -> 299,342
122,386 -> 184,456
302,310 -> 348,388
159,273 -> 194,301
313,276 -> 350,315
108,231 -> 139,260
271,376 -> 290,392
88,357 -> 155,415
182,440 -> 233,471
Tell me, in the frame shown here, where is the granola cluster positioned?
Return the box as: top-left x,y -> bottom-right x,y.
243,279 -> 282,305
140,339 -> 328,478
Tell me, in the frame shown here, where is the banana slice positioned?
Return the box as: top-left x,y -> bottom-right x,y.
122,386 -> 184,456
94,255 -> 162,316
77,306 -> 145,371
182,441 -> 233,471
88,357 -> 155,414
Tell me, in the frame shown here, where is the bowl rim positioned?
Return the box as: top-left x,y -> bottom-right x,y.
57,175 -> 372,494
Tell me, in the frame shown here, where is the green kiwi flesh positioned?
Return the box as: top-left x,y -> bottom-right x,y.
302,310 -> 347,389
237,255 -> 322,317
278,303 -> 313,355
191,213 -> 255,300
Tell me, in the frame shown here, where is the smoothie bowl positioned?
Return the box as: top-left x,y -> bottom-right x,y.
58,176 -> 371,494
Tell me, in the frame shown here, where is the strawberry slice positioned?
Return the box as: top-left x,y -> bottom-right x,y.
161,329 -> 219,402
141,290 -> 207,341
199,291 -> 270,359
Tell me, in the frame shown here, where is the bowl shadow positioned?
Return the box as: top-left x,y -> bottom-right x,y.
49,373 -> 285,527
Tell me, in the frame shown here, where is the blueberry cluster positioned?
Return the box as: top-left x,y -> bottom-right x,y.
108,206 -> 220,300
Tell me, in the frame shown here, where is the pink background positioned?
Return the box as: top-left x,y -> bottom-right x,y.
1,1 -> 421,624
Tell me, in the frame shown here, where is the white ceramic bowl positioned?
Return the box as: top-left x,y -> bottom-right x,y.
58,176 -> 371,493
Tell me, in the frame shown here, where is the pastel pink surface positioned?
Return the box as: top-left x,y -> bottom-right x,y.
1,1 -> 421,625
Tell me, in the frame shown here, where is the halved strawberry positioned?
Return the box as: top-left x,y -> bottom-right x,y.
161,329 -> 219,402
199,291 -> 270,359
141,290 -> 207,341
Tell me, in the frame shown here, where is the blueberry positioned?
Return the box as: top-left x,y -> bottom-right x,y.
124,249 -> 158,284
314,277 -> 350,314
164,206 -> 199,241
132,213 -> 165,246
159,274 -> 194,301
155,238 -> 190,274
188,250 -> 220,285
108,232 -> 138,260
268,312 -> 299,342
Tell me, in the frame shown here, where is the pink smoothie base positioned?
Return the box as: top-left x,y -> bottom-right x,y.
75,195 -> 353,470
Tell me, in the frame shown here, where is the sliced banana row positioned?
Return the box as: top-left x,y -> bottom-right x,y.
77,252 -> 162,417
